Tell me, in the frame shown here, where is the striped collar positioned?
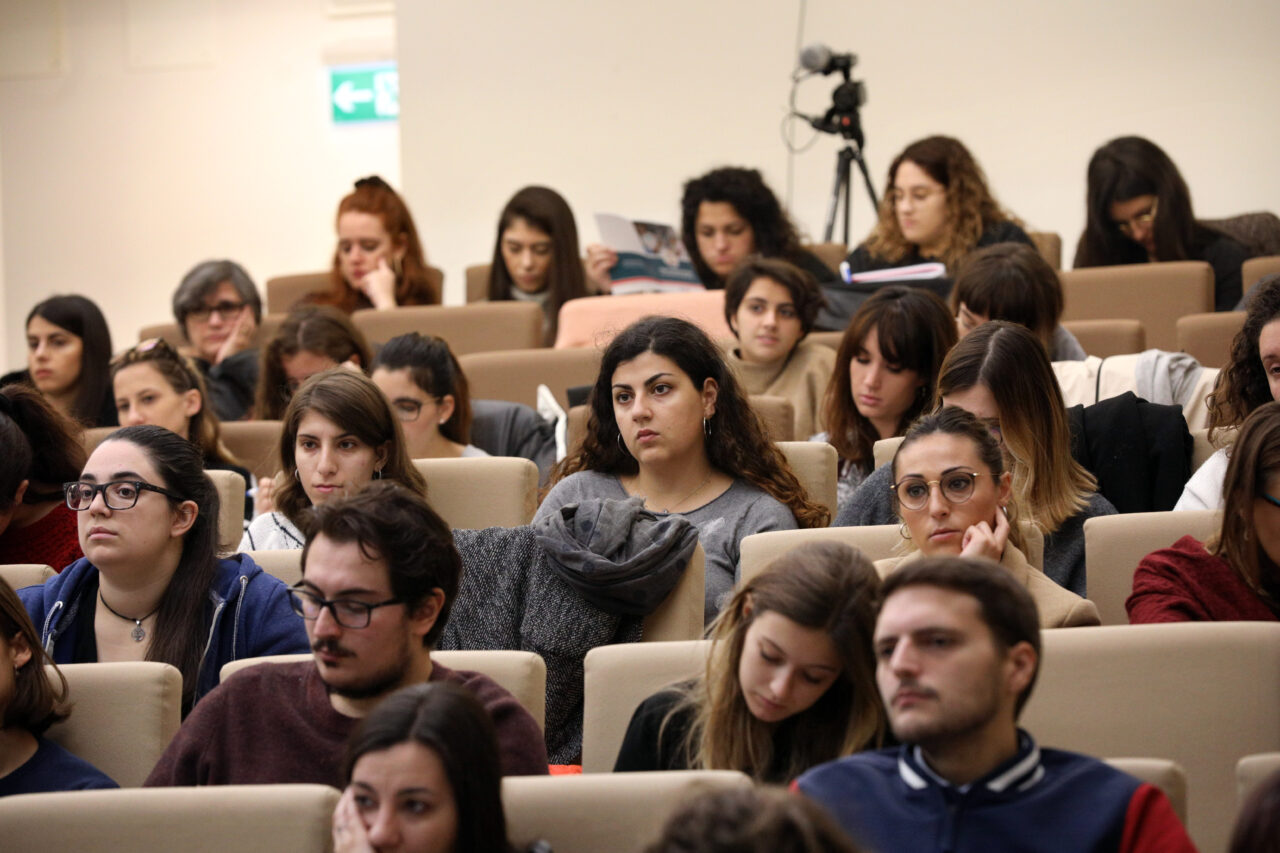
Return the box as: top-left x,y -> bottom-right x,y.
897,730 -> 1044,795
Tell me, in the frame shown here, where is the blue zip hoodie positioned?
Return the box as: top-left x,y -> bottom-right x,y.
17,553 -> 310,709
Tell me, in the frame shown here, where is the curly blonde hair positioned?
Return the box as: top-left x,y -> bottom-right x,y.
864,135 -> 1019,271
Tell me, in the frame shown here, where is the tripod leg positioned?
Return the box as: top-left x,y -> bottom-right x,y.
852,147 -> 879,219
823,150 -> 847,243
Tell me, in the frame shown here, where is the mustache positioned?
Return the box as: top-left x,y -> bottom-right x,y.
312,638 -> 354,657
893,680 -> 939,701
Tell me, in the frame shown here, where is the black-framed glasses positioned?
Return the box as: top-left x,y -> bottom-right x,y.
287,587 -> 403,629
64,480 -> 184,511
891,472 -> 986,511
390,397 -> 427,422
1115,198 -> 1157,237
187,300 -> 247,322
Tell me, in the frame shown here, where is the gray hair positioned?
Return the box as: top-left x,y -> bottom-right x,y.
172,259 -> 262,330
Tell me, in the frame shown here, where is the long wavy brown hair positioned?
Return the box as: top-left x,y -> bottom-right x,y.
663,541 -> 886,782
864,136 -> 1019,270
549,316 -> 828,527
1207,274 -> 1280,443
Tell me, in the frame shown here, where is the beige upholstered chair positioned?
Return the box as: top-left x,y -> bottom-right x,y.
1237,752 -> 1280,806
45,661 -> 183,787
1027,231 -> 1063,270
1190,427 -> 1226,471
352,302 -> 543,355
776,440 -> 837,520
219,650 -> 548,731
808,330 -> 844,351
751,396 -> 795,442
738,522 -> 1046,585
873,435 -> 903,469
1176,311 -> 1245,369
642,543 -> 705,643
81,425 -> 116,455
504,770 -> 752,853
135,321 -> 185,347
802,242 -> 847,273
554,291 -> 731,349
1082,509 -> 1220,625
1058,261 -> 1214,351
1023,622 -> 1280,852
206,469 -> 246,553
245,549 -> 303,586
581,640 -> 711,772
221,420 -> 284,478
1061,319 -> 1146,358
459,347 -> 603,410
1243,255 -> 1280,294
0,563 -> 55,589
466,262 -> 492,302
1104,758 -> 1188,824
264,271 -> 329,312
0,784 -> 339,853
413,457 -> 540,528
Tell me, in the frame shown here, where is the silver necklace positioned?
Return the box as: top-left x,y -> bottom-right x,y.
99,591 -> 159,642
639,471 -> 714,513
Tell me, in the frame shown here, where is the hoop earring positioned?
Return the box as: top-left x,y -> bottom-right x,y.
703,417 -> 711,437
899,521 -> 912,541
617,433 -> 630,456
374,468 -> 383,480
293,469 -> 300,482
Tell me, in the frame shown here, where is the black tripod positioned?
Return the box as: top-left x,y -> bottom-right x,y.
823,139 -> 878,246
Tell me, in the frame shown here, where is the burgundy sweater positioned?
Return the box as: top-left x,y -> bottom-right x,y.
144,660 -> 548,786
1127,535 -> 1280,623
0,503 -> 82,572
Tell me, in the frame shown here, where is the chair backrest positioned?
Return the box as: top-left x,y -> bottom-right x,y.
1104,758 -> 1188,825
1082,509 -> 1220,625
81,425 -> 116,455
206,469 -> 246,553
775,441 -> 837,521
1177,311 -> 1245,369
808,330 -> 844,351
459,347 -> 603,410
0,563 -> 55,589
873,435 -> 903,470
554,291 -> 731,349
136,321 -> 185,348
642,543 -> 705,643
751,395 -> 795,442
1061,318 -> 1146,358
221,419 -> 284,478
466,262 -> 491,302
219,650 -> 547,731
1059,261 -> 1214,351
802,242 -> 847,273
264,271 -> 329,313
738,521 -> 1046,585
503,770 -> 752,853
1243,255 -> 1280,293
1190,427 -> 1226,471
1027,231 -> 1063,270
352,301 -> 543,355
0,784 -> 339,853
413,456 -> 539,528
1202,211 -> 1280,256
46,661 -> 183,787
1022,622 -> 1280,853
245,549 -> 303,586
1237,752 -> 1280,807
581,640 -> 711,773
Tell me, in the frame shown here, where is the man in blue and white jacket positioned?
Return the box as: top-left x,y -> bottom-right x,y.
796,556 -> 1197,853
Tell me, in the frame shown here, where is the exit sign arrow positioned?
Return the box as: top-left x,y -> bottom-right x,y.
329,63 -> 399,124
333,79 -> 375,114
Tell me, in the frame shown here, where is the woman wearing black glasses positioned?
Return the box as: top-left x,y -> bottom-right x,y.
17,425 -> 308,712
1074,136 -> 1254,312
370,333 -> 488,460
879,406 -> 1099,628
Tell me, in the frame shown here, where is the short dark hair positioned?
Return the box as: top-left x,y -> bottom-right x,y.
879,555 -> 1042,716
302,481 -> 460,647
172,259 -> 263,330
645,786 -> 863,853
723,257 -> 825,338
343,682 -> 509,853
951,243 -> 1063,351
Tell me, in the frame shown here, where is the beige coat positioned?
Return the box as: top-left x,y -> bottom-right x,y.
875,545 -> 1101,629
725,339 -> 836,440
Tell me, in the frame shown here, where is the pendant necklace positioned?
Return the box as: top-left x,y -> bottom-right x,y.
99,591 -> 160,642
640,471 -> 713,513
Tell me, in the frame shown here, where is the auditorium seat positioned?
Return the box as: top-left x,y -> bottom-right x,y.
459,347 -> 602,410
245,549 -> 302,586
1104,758 -> 1187,824
0,563 -> 55,589
802,241 -> 848,273
553,291 -> 731,349
776,440 -> 837,520
1059,261 -> 1213,351
1242,255 -> 1280,294
413,456 -> 540,528
206,469 -> 246,553
1177,311 -> 1245,369
220,420 -> 284,478
1027,231 -> 1063,270
808,330 -> 844,350
1237,752 -> 1280,806
642,543 -> 705,644
1061,318 -> 1146,358
351,301 -> 543,354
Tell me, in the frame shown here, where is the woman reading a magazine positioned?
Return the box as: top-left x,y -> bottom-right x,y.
585,167 -> 836,290
537,316 -> 828,623
486,186 -> 594,345
842,136 -> 1034,278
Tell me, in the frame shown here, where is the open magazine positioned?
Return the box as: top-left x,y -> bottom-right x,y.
594,213 -> 705,294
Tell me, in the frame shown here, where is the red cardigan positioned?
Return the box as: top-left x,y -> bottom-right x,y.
0,503 -> 82,572
1127,535 -> 1279,623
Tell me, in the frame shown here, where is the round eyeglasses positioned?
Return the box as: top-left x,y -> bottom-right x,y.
891,472 -> 986,511
287,587 -> 404,629
64,480 -> 184,511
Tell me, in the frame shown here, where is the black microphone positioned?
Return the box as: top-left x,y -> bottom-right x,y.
799,43 -> 855,76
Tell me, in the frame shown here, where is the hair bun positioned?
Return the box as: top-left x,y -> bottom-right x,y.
354,175 -> 390,191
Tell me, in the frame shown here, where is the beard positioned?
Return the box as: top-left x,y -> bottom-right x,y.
888,674 -> 1004,753
314,637 -> 414,700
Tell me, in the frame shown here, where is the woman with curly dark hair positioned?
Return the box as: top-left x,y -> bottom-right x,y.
585,167 -> 836,290
1074,136 -> 1253,312
1177,274 -> 1280,510
538,316 -> 828,621
844,136 -> 1033,276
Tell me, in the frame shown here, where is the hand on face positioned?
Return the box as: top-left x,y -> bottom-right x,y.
332,787 -> 374,853
213,308 -> 257,364
959,500 -> 1010,562
361,258 -> 398,310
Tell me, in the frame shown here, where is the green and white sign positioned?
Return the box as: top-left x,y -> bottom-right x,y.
329,63 -> 399,123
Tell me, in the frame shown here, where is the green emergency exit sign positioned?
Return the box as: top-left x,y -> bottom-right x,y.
330,63 -> 399,123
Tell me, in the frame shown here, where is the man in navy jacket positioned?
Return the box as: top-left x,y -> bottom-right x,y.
796,556 -> 1196,852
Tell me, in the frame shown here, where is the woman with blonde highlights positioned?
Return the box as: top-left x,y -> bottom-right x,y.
844,136 -> 1032,276
614,541 -> 886,781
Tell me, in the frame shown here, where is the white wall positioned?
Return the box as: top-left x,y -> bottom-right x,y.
0,0 -> 399,367
399,0 -> 1280,303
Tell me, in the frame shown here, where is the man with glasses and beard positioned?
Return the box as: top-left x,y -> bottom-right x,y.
796,556 -> 1194,852
146,481 -> 547,786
